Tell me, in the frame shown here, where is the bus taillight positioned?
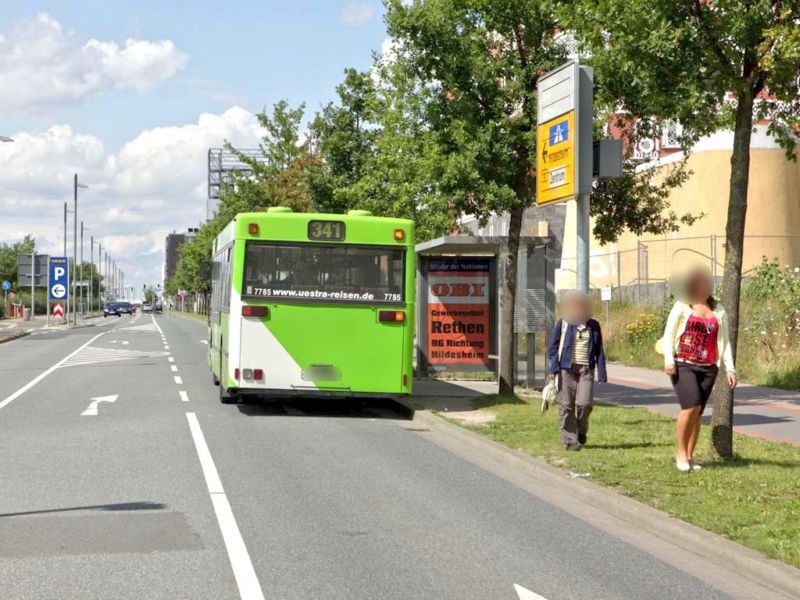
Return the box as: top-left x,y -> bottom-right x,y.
248,223 -> 260,235
253,369 -> 264,380
242,306 -> 269,317
379,311 -> 405,323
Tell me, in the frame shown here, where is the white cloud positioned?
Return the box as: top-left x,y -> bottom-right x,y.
0,107 -> 265,287
0,13 -> 188,112
340,2 -> 375,26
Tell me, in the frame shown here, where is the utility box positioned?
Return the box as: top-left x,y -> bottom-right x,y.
593,139 -> 623,179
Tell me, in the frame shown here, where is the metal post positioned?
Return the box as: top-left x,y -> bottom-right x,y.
72,174 -> 78,325
710,234 -> 717,287
63,202 -> 68,322
47,257 -> 50,327
89,236 -> 93,315
80,221 -> 84,319
98,244 -> 102,304
576,194 -> 591,292
30,250 -> 35,320
636,241 -> 641,304
575,65 -> 594,294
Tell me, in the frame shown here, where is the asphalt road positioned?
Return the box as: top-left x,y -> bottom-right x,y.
0,312 -> 740,599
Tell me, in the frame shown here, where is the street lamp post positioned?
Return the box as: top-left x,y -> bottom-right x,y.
72,174 -> 88,325
89,235 -> 94,316
80,221 -> 84,318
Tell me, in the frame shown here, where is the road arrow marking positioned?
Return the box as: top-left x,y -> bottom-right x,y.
81,395 -> 118,416
514,584 -> 549,600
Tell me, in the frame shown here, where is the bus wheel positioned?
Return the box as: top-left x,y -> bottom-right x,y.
219,385 -> 237,404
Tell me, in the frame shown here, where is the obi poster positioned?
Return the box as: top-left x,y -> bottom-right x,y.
426,258 -> 490,366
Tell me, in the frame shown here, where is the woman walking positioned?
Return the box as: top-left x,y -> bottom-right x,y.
548,291 -> 607,451
662,266 -> 736,471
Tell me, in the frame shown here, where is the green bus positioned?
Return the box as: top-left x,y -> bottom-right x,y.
208,208 -> 415,403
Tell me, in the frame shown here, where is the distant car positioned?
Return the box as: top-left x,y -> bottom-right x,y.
142,303 -> 153,313
103,302 -> 121,317
154,302 -> 163,314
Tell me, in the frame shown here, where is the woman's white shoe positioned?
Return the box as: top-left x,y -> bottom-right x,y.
690,462 -> 702,471
676,459 -> 691,472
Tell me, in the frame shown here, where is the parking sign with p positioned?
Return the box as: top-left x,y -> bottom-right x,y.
49,257 -> 69,301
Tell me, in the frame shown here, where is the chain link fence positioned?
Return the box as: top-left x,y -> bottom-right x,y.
559,234 -> 800,307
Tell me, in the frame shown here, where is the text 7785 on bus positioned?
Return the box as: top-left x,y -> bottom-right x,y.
208,208 -> 415,404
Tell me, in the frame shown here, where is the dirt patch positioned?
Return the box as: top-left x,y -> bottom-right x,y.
443,409 -> 497,425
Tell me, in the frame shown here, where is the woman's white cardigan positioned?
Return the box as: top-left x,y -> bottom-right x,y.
662,301 -> 736,373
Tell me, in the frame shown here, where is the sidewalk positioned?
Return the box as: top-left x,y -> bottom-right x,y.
411,363 -> 800,447
599,363 -> 800,447
0,313 -> 105,342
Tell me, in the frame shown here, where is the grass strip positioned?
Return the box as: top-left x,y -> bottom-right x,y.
449,395 -> 800,569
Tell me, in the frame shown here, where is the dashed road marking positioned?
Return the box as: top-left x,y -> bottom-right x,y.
171,365 -> 178,372
179,390 -> 189,402
168,357 -> 175,363
174,376 -> 183,384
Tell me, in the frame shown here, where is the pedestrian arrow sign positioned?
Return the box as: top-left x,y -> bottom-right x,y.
1,280 -> 10,291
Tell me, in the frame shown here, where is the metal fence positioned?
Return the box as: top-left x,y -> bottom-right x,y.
559,234 -> 800,306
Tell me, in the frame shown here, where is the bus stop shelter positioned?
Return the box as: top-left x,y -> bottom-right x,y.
415,235 -> 556,387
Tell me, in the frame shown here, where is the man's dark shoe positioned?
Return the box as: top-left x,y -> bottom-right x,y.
578,434 -> 587,445
565,443 -> 581,451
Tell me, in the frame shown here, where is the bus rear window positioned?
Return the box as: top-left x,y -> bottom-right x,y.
243,243 -> 405,304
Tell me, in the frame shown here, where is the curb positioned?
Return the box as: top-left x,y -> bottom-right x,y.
0,331 -> 29,344
412,409 -> 800,600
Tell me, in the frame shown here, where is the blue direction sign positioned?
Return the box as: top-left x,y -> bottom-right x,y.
1,280 -> 9,291
49,257 -> 69,301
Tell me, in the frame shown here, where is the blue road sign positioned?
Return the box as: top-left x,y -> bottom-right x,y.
548,120 -> 569,146
49,257 -> 69,301
1,280 -> 9,291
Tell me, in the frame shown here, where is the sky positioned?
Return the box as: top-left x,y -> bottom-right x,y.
0,0 -> 389,294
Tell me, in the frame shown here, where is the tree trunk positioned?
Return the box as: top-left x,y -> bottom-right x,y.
709,89 -> 755,459
498,203 -> 525,396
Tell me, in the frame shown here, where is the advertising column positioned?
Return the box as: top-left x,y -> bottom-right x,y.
426,258 -> 491,369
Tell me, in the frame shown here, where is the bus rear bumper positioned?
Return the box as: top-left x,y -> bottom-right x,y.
229,387 -> 410,401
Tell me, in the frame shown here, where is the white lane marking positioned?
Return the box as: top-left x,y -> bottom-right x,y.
185,413 -> 264,599
179,390 -> 189,402
151,314 -> 165,336
171,365 -> 178,372
81,394 -> 118,416
200,339 -> 208,345
164,345 -> 170,350
168,357 -> 175,363
0,332 -> 105,411
514,584 -> 549,600
174,376 -> 183,384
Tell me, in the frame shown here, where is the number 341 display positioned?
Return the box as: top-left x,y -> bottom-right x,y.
308,220 -> 345,241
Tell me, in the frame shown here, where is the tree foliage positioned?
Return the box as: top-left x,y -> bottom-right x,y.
0,234 -> 36,290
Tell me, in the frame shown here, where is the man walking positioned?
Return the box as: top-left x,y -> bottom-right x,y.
548,291 -> 608,450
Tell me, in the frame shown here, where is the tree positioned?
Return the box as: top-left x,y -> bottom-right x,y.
171,101 -> 318,292
309,63 -> 456,240
570,0 -> 800,457
385,0 -> 691,393
0,235 -> 36,288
